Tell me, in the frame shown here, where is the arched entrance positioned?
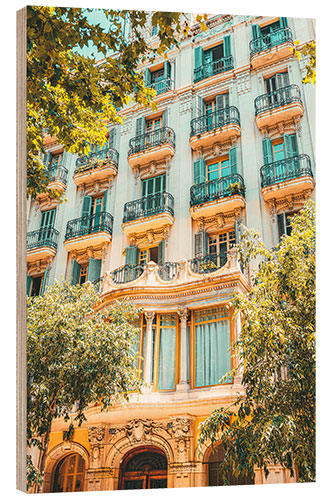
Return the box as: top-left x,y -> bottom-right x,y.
119,446 -> 168,490
52,453 -> 85,492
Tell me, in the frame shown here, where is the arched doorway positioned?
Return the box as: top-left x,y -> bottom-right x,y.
52,453 -> 85,492
206,443 -> 254,486
119,446 -> 168,490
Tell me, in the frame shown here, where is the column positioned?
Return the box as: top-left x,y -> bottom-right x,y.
176,308 -> 190,393
143,311 -> 155,389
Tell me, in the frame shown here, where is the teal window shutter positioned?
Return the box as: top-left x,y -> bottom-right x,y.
162,109 -> 168,128
164,61 -> 171,80
71,258 -> 80,285
216,93 -> 229,110
40,268 -> 48,296
223,35 -> 231,57
283,133 -> 298,158
87,258 -> 102,282
194,158 -> 206,184
103,189 -> 108,211
125,246 -> 139,265
194,46 -> 204,69
229,146 -> 238,175
108,128 -> 116,148
262,138 -> 274,165
252,24 -> 261,38
197,95 -> 205,117
26,275 -> 32,296
279,17 -> 288,28
144,68 -> 151,86
278,211 -> 287,238
194,231 -> 208,258
80,196 -> 92,231
136,117 -> 146,136
158,240 -> 165,265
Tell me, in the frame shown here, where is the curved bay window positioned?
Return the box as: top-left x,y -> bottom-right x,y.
193,306 -> 232,388
52,453 -> 85,493
207,443 -> 254,486
119,447 -> 168,490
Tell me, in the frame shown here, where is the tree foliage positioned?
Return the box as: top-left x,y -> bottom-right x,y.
291,39 -> 316,85
26,280 -> 141,490
27,7 -> 197,200
198,201 -> 315,484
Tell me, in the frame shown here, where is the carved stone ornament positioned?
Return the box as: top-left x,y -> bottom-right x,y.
88,426 -> 106,444
121,419 -> 163,443
166,417 -> 191,438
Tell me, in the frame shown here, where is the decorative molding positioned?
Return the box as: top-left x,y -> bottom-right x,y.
236,70 -> 251,95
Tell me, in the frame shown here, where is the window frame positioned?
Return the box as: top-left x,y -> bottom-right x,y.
152,313 -> 180,392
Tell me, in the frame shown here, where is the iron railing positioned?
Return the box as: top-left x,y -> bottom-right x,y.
65,212 -> 113,240
194,55 -> 233,83
92,277 -> 103,292
148,77 -> 173,95
190,106 -> 240,136
190,174 -> 245,207
49,165 -> 68,185
123,192 -> 174,223
260,154 -> 313,188
157,262 -> 179,281
250,27 -> 293,56
255,85 -> 302,116
112,264 -> 145,284
128,127 -> 175,156
27,227 -> 59,250
75,147 -> 119,173
189,252 -> 228,274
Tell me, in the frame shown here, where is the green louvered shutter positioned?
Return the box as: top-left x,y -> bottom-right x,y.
40,267 -> 48,296
26,276 -> 32,296
284,134 -> 298,158
71,258 -> 80,285
194,46 -> 204,69
164,60 -> 171,80
162,109 -> 168,128
279,17 -> 288,28
229,146 -> 238,175
262,138 -> 274,165
223,35 -> 231,57
194,158 -> 206,184
81,196 -> 92,232
108,128 -> 116,148
87,258 -> 102,282
125,246 -> 139,265
194,231 -> 208,258
278,212 -> 287,238
136,117 -> 146,136
216,93 -> 229,110
252,24 -> 261,38
158,240 -> 165,265
144,68 -> 151,86
234,218 -> 239,244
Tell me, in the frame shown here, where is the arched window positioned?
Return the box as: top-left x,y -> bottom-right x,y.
119,447 -> 168,490
207,444 -> 254,486
52,453 -> 85,493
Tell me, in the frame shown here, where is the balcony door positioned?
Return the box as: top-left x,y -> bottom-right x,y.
142,174 -> 166,215
119,448 -> 167,490
265,72 -> 290,106
39,209 -> 55,242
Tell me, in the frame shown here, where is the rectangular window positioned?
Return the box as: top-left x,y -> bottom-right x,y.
142,174 -> 166,197
156,314 -> 178,391
194,306 -> 232,387
50,153 -> 63,170
29,275 -> 44,297
79,265 -> 88,285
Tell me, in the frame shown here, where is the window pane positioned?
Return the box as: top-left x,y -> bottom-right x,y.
158,327 -> 176,390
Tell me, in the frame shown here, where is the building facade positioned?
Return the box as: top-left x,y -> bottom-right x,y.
26,12 -> 315,492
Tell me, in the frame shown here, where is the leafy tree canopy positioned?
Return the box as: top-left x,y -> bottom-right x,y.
27,7 -> 204,200
291,39 -> 316,85
26,280 -> 141,490
198,200 -> 315,484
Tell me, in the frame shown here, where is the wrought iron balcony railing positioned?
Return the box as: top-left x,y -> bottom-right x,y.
189,252 -> 228,274
27,227 -> 59,250
148,77 -> 173,95
193,55 -> 233,83
250,27 -> 293,56
190,106 -> 240,137
123,192 -> 175,223
190,174 -> 245,207
65,212 -> 113,240
260,154 -> 313,188
157,262 -> 179,281
112,264 -> 145,284
128,127 -> 175,156
254,85 -> 302,116
49,165 -> 69,185
75,146 -> 119,173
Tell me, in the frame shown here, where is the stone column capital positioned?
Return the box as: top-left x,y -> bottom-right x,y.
144,311 -> 155,326
177,308 -> 189,327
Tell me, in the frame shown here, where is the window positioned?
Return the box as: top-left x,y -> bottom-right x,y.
278,211 -> 297,238
79,264 -> 88,285
49,152 -> 63,170
151,24 -> 159,36
53,454 -> 85,493
193,306 -> 232,387
145,116 -> 162,134
28,275 -> 43,297
194,35 -> 232,82
39,209 -> 56,242
80,191 -> 108,232
139,246 -> 159,265
150,68 -> 164,85
71,258 -> 102,285
154,314 -> 178,391
265,72 -> 289,94
206,444 -> 254,486
142,174 -> 166,197
208,231 -> 236,255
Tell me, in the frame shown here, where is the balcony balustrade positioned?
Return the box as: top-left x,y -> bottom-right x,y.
254,85 -> 304,131
26,227 -> 59,262
64,212 -> 113,252
189,252 -> 228,274
250,27 -> 294,69
148,77 -> 173,95
128,127 -> 175,168
157,261 -> 179,281
49,165 -> 68,186
193,55 -> 233,83
112,264 -> 145,284
190,106 -> 241,150
73,147 -> 119,187
260,154 -> 315,202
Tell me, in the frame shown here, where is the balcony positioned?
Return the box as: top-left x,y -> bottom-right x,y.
148,77 -> 173,96
128,127 -> 175,169
189,252 -> 228,274
190,106 -> 241,150
122,192 -> 175,237
194,56 -> 233,83
64,212 -> 113,253
255,85 -> 304,131
250,27 -> 294,69
73,147 -> 119,187
260,154 -> 315,202
189,174 -> 246,220
26,227 -> 59,263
